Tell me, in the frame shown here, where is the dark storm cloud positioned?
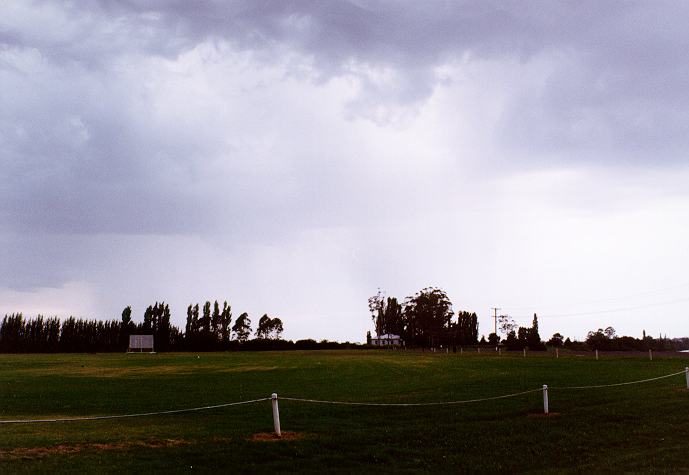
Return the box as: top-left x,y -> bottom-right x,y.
0,59 -> 212,235
6,1 -> 688,155
2,0 -> 689,294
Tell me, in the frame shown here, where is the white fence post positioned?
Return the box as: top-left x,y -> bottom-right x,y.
543,385 -> 549,414
649,349 -> 652,361
685,367 -> 689,390
271,393 -> 281,437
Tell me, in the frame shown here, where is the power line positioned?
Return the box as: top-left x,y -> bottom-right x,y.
507,296 -> 689,320
501,281 -> 689,311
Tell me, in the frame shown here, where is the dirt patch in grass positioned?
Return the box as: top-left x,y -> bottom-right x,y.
16,365 -> 201,378
219,365 -> 281,373
15,364 -> 282,378
248,432 -> 305,442
527,412 -> 561,418
0,438 -> 193,460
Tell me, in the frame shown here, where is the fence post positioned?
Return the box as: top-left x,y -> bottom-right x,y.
271,393 -> 281,437
523,348 -> 526,358
543,385 -> 549,414
648,349 -> 652,361
685,367 -> 688,389
595,349 -> 599,360
556,348 -> 559,359
460,347 -> 463,355
478,347 -> 481,354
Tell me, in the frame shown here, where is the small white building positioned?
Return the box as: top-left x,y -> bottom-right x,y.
371,333 -> 403,347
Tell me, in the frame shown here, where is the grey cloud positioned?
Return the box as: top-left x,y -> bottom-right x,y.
1,64 -> 207,235
5,2 -> 687,125
6,0 -> 685,155
0,2 -> 621,92
3,0 -> 689,293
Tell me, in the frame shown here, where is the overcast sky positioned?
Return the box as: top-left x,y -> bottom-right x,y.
2,1 -> 689,342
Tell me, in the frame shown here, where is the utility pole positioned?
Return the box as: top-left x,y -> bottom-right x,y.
491,307 -> 501,352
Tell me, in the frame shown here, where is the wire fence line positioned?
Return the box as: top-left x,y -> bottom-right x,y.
0,397 -> 270,425
0,369 -> 685,425
280,388 -> 542,407
549,369 -> 688,390
281,369 -> 688,405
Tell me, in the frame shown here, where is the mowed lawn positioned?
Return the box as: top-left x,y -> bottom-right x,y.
0,350 -> 687,473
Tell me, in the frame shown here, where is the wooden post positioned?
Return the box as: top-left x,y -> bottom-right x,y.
523,348 -> 526,358
685,367 -> 688,390
543,385 -> 549,414
648,349 -> 652,361
595,349 -> 599,360
271,393 -> 281,437
556,348 -> 559,359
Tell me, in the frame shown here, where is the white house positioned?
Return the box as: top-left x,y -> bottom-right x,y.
371,333 -> 403,347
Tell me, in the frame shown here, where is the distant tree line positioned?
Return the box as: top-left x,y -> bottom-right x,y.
0,300 -> 286,353
368,288 -> 688,352
0,314 -> 123,353
553,327 -> 687,352
495,314 -> 546,350
368,287 -> 479,349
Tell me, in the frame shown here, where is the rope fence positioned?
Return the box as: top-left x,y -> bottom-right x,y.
0,398 -> 269,425
280,388 -> 542,407
549,369 -> 688,390
1,367 -> 687,436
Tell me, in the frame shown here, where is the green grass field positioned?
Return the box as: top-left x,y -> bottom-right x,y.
0,350 -> 687,473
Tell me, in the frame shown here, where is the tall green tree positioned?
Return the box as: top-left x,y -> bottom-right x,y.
256,314 -> 272,339
192,304 -> 200,335
255,315 -> 285,340
527,313 -> 545,350
220,301 -> 232,344
142,306 -> 153,333
211,300 -> 221,339
232,312 -> 252,342
185,304 -> 193,339
368,289 -> 386,337
456,311 -> 479,345
201,301 -> 211,337
403,287 -> 454,348
270,317 -> 284,339
383,297 -> 403,336
158,302 -> 171,351
0,313 -> 24,352
368,290 -> 404,337
120,306 -> 134,350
